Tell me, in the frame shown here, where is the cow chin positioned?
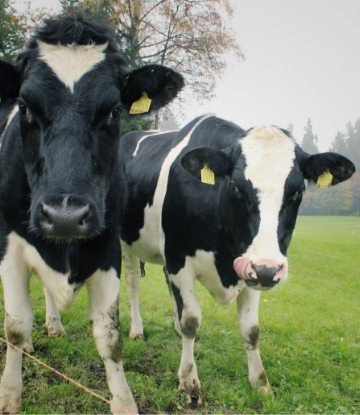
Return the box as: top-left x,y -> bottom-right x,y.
244,279 -> 279,291
30,194 -> 105,241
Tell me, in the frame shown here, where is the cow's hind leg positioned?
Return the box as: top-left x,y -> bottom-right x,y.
169,267 -> 203,405
121,241 -> 144,339
87,269 -> 138,414
44,286 -> 65,337
237,286 -> 271,394
0,244 -> 33,414
163,267 -> 181,336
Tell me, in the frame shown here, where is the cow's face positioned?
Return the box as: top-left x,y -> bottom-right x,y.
0,18 -> 183,240
181,126 -> 355,291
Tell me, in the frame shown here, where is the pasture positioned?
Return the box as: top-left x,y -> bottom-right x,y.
0,216 -> 359,414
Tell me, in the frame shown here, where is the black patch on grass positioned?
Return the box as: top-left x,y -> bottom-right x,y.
251,399 -> 263,410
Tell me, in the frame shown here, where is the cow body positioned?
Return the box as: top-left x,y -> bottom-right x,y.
0,16 -> 183,414
120,115 -> 355,403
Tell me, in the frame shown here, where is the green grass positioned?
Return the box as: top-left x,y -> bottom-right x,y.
0,216 -> 360,414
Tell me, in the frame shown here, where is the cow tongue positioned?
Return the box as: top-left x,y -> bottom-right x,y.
233,257 -> 249,279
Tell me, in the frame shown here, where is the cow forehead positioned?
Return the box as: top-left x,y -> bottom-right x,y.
240,126 -> 296,194
240,126 -> 296,262
37,41 -> 108,92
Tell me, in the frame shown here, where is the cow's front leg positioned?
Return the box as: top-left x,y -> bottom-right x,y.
237,286 -> 271,394
44,286 -> 65,337
121,242 -> 144,340
0,251 -> 33,414
169,268 -> 203,404
87,269 -> 138,414
163,267 -> 182,336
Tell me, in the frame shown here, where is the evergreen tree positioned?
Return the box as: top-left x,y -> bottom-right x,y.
330,131 -> 347,154
286,122 -> 294,136
347,119 -> 360,170
301,118 -> 319,154
0,0 -> 25,62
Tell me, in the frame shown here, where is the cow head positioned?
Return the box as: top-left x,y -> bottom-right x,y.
0,16 -> 183,240
181,126 -> 355,291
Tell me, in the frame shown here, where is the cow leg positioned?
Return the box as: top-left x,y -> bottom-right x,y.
87,269 -> 138,414
163,267 -> 181,336
0,250 -> 33,414
121,242 -> 144,340
169,269 -> 203,404
237,286 -> 271,394
44,286 -> 65,337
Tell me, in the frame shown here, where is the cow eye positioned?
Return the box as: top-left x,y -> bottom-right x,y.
19,103 -> 28,116
110,107 -> 121,120
293,189 -> 304,200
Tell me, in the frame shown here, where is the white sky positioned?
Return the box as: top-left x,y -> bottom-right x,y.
13,0 -> 360,151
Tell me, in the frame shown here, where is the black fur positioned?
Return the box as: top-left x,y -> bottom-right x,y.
0,15 -> 184,281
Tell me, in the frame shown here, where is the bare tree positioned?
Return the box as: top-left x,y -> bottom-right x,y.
62,0 -> 244,127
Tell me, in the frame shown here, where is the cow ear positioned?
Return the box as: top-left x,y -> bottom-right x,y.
0,60 -> 21,101
298,149 -> 355,185
181,147 -> 233,181
120,64 -> 184,113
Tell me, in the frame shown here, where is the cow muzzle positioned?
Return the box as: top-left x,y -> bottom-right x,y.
33,195 -> 101,239
233,257 -> 287,291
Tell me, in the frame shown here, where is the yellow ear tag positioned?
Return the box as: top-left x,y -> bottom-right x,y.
129,92 -> 152,114
201,163 -> 215,185
316,171 -> 333,188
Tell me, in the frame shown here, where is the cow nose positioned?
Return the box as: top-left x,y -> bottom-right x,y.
41,203 -> 91,238
251,263 -> 282,283
248,260 -> 285,287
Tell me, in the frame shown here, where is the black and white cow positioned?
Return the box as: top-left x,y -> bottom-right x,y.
0,15 -> 183,414
120,115 -> 355,403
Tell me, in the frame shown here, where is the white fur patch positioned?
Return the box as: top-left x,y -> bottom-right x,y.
241,126 -> 295,265
129,116 -> 211,263
191,250 -> 245,305
2,232 -> 80,310
38,41 -> 107,92
132,131 -> 174,157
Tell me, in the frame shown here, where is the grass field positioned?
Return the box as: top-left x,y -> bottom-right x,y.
0,216 -> 359,414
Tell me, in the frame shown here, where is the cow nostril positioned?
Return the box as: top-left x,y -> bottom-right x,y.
78,208 -> 90,227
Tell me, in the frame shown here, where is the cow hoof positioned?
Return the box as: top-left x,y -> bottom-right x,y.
179,378 -> 203,405
129,332 -> 144,340
257,384 -> 272,395
45,318 -> 65,337
110,395 -> 138,414
23,337 -> 34,353
0,394 -> 21,414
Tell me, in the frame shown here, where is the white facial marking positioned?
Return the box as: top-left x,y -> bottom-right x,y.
0,106 -> 19,144
38,41 -> 107,92
241,126 -> 295,263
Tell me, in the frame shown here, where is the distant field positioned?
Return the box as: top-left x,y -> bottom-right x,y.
0,216 -> 359,414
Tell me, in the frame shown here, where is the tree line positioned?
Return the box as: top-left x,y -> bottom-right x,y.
0,0 -> 242,132
293,118 -> 360,216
